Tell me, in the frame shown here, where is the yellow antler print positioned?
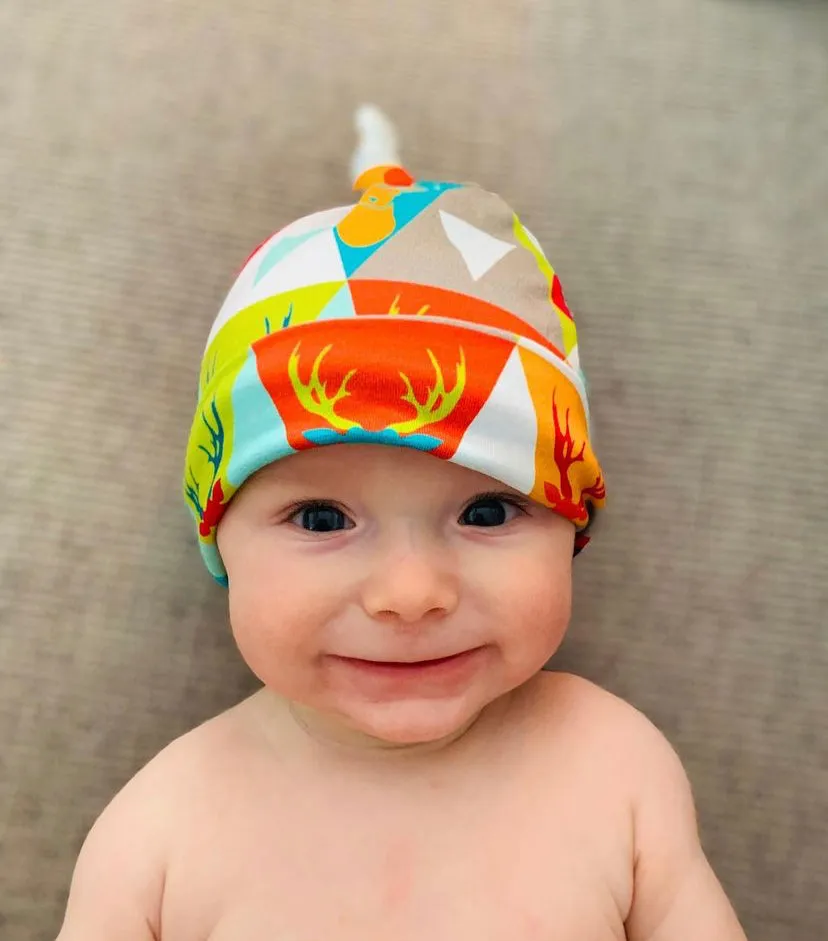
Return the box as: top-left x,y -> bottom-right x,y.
388,348 -> 467,435
287,343 -> 360,431
387,294 -> 431,317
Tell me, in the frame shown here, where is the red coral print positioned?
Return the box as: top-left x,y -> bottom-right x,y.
542,391 -> 604,525
551,275 -> 573,320
199,480 -> 227,537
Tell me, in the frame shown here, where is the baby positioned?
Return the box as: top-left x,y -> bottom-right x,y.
57,108 -> 747,940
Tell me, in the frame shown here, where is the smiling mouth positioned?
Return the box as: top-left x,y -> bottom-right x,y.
340,651 -> 476,668
328,648 -> 485,694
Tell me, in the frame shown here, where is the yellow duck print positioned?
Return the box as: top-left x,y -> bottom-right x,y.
336,164 -> 416,248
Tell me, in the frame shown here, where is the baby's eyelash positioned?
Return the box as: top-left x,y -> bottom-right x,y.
466,491 -> 531,511
277,493 -> 531,525
278,499 -> 347,520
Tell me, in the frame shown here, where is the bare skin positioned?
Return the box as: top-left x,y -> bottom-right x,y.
57,446 -> 747,940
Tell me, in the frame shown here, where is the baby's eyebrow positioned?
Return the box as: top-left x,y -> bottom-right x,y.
258,484 -> 345,502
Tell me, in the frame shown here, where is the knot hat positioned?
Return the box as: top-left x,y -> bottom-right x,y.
184,166 -> 605,583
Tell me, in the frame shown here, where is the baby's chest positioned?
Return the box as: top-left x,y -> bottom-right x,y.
161,799 -> 630,941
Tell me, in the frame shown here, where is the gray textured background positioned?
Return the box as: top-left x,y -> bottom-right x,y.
1,1 -> 826,938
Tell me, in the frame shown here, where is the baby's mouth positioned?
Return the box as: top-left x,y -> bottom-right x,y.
341,651 -> 475,668
326,648 -> 487,696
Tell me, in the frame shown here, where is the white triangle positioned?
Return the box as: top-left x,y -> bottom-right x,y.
439,210 -> 515,281
207,229 -> 347,348
206,205 -> 352,349
276,204 -> 352,241
452,349 -> 537,493
250,227 -> 345,297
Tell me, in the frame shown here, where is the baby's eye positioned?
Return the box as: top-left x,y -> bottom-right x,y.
289,503 -> 354,533
459,497 -> 522,528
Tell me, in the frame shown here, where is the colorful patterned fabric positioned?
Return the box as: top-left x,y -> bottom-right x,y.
184,166 -> 606,584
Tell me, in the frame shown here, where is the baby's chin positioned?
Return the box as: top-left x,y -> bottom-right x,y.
274,687 -> 492,753
325,690 -> 502,751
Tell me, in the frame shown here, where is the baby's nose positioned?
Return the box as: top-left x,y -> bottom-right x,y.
359,544 -> 460,625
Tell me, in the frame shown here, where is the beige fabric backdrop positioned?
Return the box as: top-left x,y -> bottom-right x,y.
1,1 -> 826,938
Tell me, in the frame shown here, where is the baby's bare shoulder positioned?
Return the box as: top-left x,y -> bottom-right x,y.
81,700 -> 246,841
126,695 -> 263,807
527,670 -> 654,730
57,702 -> 254,939
522,671 -> 683,774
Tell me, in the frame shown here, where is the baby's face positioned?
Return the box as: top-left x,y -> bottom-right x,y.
217,444 -> 575,747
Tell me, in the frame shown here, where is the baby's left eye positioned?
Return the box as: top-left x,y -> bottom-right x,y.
459,498 -> 521,528
289,503 -> 354,533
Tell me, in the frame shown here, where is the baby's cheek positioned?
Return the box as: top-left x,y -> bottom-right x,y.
506,544 -> 571,603
228,568 -> 334,694
506,557 -> 572,646
229,615 -> 309,696
227,579 -> 293,670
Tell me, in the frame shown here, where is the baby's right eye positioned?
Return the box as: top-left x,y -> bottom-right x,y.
288,503 -> 354,533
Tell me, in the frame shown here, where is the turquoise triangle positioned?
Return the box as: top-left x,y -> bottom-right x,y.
316,283 -> 356,321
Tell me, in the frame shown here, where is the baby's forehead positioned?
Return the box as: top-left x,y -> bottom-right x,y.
252,443 -> 508,495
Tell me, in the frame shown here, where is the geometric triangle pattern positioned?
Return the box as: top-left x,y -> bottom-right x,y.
249,229 -> 345,304
334,180 -> 458,277
316,283 -> 357,321
438,210 -> 515,281
451,347 -> 537,493
254,229 -> 323,285
206,205 -> 352,348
